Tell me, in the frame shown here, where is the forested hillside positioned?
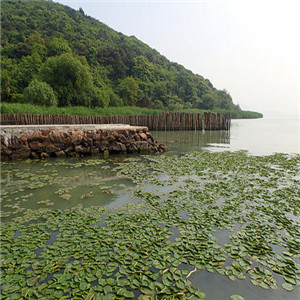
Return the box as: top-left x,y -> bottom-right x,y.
1,0 -> 239,112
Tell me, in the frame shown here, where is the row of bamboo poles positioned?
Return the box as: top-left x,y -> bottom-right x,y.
0,112 -> 231,130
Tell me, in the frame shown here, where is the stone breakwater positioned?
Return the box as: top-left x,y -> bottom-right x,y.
0,124 -> 167,160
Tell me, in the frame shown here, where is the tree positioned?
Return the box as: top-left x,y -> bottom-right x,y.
39,53 -> 93,107
118,76 -> 138,106
152,100 -> 164,110
17,52 -> 43,90
166,95 -> 184,111
1,57 -> 19,102
90,87 -> 111,108
201,93 -> 217,110
24,79 -> 57,106
216,89 -> 233,110
26,33 -> 47,58
132,56 -> 154,82
48,37 -> 71,56
109,91 -> 123,107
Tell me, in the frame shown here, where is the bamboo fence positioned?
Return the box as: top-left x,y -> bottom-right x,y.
0,112 -> 231,130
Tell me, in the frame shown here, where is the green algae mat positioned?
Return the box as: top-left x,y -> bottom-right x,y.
1,151 -> 299,299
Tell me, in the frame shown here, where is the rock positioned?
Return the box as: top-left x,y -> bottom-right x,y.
127,135 -> 135,143
55,150 -> 66,157
139,132 -> 148,140
29,131 -> 44,142
107,135 -> 115,143
92,133 -> 101,141
68,152 -> 78,157
19,133 -> 28,145
62,133 -> 73,147
82,136 -> 93,146
1,144 -> 12,156
40,129 -> 52,136
45,144 -> 60,153
40,152 -> 49,159
8,136 -> 20,149
49,130 -> 64,144
86,132 -> 94,140
134,134 -> 141,141
127,143 -> 138,153
75,145 -> 91,155
64,146 -> 74,154
158,144 -> 168,152
71,130 -> 84,146
94,140 -> 108,152
91,147 -> 99,155
147,138 -> 154,144
0,126 -> 164,159
31,151 -> 39,159
152,145 -> 158,152
118,130 -> 129,137
116,134 -> 127,144
135,141 -> 149,151
109,141 -> 126,153
11,146 -> 31,159
29,141 -> 44,151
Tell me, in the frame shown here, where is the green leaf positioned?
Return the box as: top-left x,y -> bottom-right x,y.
230,295 -> 245,300
79,280 -> 87,291
282,283 -> 294,291
124,290 -> 135,298
175,280 -> 185,290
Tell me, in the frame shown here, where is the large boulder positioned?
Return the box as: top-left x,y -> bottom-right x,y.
70,130 -> 84,146
94,140 -> 108,152
139,132 -> 148,140
11,146 -> 31,159
108,141 -> 126,153
75,144 -> 91,155
1,144 -> 12,157
135,141 -> 149,151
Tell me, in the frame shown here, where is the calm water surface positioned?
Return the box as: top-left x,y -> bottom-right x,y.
153,116 -> 300,155
1,116 -> 299,300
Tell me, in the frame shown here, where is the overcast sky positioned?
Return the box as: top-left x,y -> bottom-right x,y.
55,0 -> 299,116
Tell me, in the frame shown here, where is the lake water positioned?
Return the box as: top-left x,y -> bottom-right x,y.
152,116 -> 300,156
1,116 -> 299,300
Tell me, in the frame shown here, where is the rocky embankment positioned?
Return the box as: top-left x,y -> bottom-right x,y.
0,124 -> 167,160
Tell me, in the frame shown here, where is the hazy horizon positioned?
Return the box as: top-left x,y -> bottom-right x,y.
55,0 -> 299,116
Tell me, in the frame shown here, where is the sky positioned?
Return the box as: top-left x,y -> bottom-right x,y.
55,0 -> 299,116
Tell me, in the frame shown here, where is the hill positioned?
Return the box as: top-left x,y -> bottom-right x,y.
1,0 -> 253,115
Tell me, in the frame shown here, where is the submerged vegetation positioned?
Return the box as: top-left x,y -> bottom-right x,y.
0,0 -> 261,117
1,151 -> 299,299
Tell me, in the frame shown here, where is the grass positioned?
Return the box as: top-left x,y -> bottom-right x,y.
0,102 -> 263,119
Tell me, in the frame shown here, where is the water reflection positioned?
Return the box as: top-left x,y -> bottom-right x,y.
152,130 -> 230,154
152,116 -> 300,155
0,157 -> 137,220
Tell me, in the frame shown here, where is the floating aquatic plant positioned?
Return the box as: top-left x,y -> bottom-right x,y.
1,151 -> 299,299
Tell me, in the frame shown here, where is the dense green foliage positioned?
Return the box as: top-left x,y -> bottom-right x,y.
0,102 -> 263,119
24,79 -> 58,106
1,0 -> 243,113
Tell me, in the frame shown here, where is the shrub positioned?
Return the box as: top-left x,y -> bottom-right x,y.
11,93 -> 25,103
24,79 -> 58,106
152,100 -> 164,110
109,92 -> 123,107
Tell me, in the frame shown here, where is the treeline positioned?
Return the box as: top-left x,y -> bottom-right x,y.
2,0 -> 240,112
